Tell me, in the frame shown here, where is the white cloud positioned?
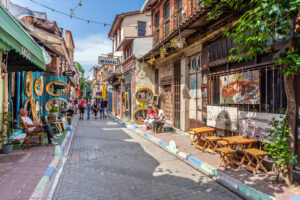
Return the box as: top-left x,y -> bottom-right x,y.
74,34 -> 112,76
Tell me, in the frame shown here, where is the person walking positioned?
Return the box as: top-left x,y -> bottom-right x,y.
99,98 -> 105,119
79,98 -> 86,120
86,99 -> 91,120
92,101 -> 98,119
103,99 -> 108,118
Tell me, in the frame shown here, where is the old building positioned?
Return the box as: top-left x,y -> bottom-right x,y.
108,10 -> 153,121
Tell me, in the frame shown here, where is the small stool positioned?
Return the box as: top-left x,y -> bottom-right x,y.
216,147 -> 239,169
239,148 -> 268,174
188,130 -> 196,145
204,136 -> 221,154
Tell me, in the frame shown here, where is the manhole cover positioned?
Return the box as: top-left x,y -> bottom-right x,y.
0,153 -> 26,164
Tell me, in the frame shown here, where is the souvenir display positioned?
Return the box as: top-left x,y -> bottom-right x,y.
34,78 -> 43,96
46,80 -> 70,97
45,98 -> 69,112
135,87 -> 153,103
132,108 -> 149,125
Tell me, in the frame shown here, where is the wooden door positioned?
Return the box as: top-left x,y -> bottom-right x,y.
162,85 -> 172,120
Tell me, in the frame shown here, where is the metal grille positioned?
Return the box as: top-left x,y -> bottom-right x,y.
174,61 -> 181,128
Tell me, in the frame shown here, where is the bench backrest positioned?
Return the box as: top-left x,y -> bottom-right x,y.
19,114 -> 30,133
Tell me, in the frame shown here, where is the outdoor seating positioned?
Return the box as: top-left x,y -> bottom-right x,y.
203,136 -> 222,154
19,114 -> 44,148
238,148 -> 268,174
216,147 -> 239,169
189,127 -> 215,151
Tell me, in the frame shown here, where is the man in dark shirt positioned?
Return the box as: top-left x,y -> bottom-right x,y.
103,99 -> 108,118
99,98 -> 106,119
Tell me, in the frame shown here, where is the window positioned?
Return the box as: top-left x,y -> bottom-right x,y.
164,2 -> 170,35
155,13 -> 160,29
177,0 -> 183,25
138,21 -> 146,36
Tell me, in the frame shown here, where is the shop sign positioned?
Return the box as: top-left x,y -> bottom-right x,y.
98,56 -> 118,65
63,70 -> 76,76
22,46 -> 31,60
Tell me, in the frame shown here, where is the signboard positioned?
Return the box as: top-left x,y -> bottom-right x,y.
220,70 -> 260,104
63,70 -> 76,77
98,56 -> 118,65
207,106 -> 238,131
238,111 -> 282,142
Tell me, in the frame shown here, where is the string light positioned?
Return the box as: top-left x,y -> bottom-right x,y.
29,0 -> 152,28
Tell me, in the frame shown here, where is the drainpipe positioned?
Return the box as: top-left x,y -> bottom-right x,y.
16,72 -> 21,126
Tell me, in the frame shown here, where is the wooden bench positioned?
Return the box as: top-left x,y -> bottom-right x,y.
19,115 -> 44,148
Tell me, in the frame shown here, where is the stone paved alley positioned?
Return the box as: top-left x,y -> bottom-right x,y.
52,118 -> 242,200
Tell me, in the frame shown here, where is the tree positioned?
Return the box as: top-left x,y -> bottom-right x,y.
75,62 -> 85,77
199,0 -> 300,184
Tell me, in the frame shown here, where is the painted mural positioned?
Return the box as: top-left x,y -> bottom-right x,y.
207,106 -> 238,131
238,111 -> 282,142
220,70 -> 260,104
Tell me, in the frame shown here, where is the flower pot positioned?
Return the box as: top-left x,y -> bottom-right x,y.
160,53 -> 166,59
149,60 -> 155,65
67,119 -> 72,125
2,144 -> 13,154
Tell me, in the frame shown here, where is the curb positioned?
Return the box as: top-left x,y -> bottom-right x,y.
30,118 -> 78,200
108,115 -> 275,200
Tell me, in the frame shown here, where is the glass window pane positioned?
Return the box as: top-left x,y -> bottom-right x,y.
165,4 -> 170,19
138,22 -> 146,29
138,30 -> 146,36
178,0 -> 182,8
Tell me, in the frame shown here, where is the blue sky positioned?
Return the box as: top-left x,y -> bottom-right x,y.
12,0 -> 145,76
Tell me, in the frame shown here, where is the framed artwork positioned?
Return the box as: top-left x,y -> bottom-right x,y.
46,81 -> 70,97
220,70 -> 260,104
24,72 -> 33,97
135,87 -> 153,103
152,94 -> 159,105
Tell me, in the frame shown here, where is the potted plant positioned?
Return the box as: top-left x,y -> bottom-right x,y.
170,38 -> 178,49
160,48 -> 167,58
67,116 -> 72,125
1,112 -> 16,154
147,57 -> 156,65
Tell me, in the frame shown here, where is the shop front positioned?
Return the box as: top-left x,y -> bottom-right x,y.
203,37 -> 287,141
123,70 -> 132,121
0,3 -> 46,148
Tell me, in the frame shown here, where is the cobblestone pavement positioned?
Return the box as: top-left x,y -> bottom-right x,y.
53,118 -> 242,200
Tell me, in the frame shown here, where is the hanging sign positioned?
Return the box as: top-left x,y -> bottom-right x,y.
98,56 -> 118,65
63,70 -> 76,76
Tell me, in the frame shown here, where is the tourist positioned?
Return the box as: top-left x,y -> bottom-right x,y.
19,108 -> 58,145
79,98 -> 86,120
144,106 -> 157,130
104,99 -> 108,118
92,101 -> 98,119
86,99 -> 91,120
152,105 -> 166,132
99,98 -> 106,119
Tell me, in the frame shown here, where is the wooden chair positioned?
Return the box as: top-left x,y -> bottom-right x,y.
203,136 -> 222,154
238,148 -> 268,174
19,115 -> 44,148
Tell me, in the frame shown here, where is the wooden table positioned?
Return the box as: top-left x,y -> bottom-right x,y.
203,136 -> 222,154
189,127 -> 215,151
238,148 -> 268,174
217,136 -> 258,150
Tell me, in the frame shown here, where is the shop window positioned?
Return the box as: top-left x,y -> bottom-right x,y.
138,21 -> 146,36
208,67 -> 287,114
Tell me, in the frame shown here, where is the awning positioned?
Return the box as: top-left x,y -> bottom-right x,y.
0,4 -> 46,71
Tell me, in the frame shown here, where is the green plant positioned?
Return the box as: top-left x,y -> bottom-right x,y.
147,57 -> 156,64
67,116 -> 72,121
0,112 -> 17,144
199,0 -> 300,184
50,108 -> 59,113
160,47 -> 167,54
264,109 -> 298,185
170,38 -> 178,48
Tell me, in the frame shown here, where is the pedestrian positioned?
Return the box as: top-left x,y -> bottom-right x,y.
99,98 -> 105,119
86,99 -> 91,120
79,98 -> 86,119
103,99 -> 108,118
152,105 -> 166,133
92,101 -> 98,119
74,99 -> 78,114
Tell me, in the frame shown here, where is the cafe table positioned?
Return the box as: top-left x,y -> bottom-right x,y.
189,127 -> 215,151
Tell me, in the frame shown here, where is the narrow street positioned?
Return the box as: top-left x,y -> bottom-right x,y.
52,118 -> 241,200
